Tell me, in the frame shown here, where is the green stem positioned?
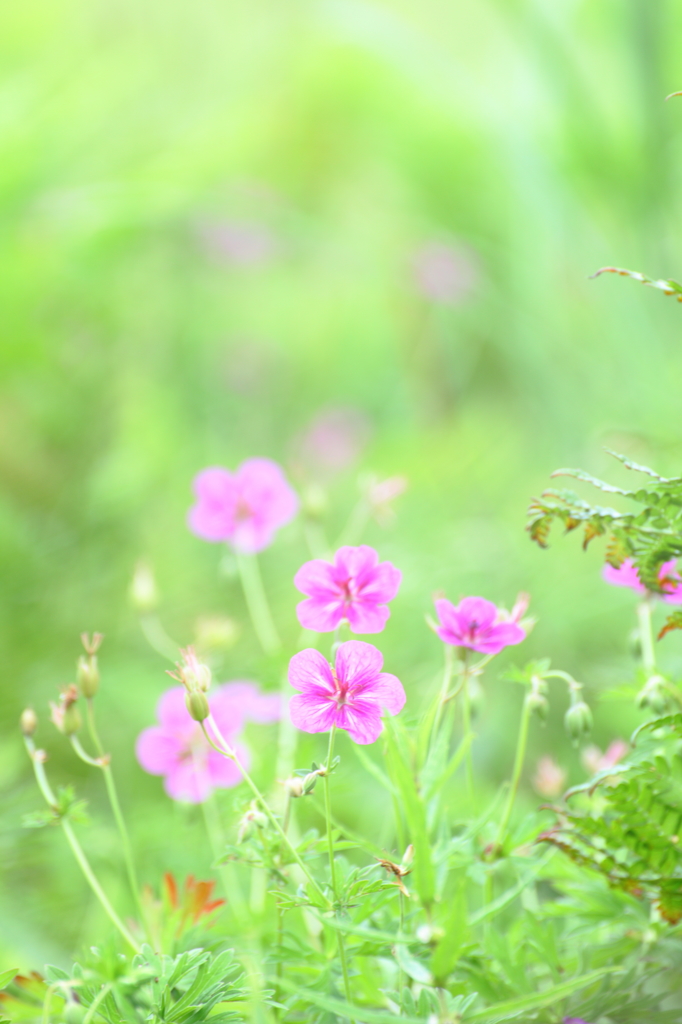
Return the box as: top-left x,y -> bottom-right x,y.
460,661 -> 475,810
199,782 -> 246,921
236,550 -> 281,656
25,738 -> 140,952
85,700 -> 146,930
323,728 -> 355,1024
201,719 -> 330,908
431,645 -> 455,744
495,693 -> 532,851
637,598 -> 656,675
139,613 -> 179,662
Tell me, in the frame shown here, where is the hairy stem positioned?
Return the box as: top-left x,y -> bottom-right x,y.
323,727 -> 355,1023
236,550 -> 281,656
25,737 -> 140,952
495,693 -> 532,851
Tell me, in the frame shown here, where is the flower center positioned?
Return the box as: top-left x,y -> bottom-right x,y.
330,666 -> 349,707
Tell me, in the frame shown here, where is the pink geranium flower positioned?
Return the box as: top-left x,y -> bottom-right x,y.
188,458 -> 298,553
136,682 -> 281,803
602,558 -> 682,604
288,640 -> 405,744
434,596 -> 526,655
294,546 -> 402,634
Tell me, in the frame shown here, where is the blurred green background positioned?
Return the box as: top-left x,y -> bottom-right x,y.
3,0 -> 682,972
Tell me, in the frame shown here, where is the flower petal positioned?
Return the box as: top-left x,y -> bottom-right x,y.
289,691 -> 338,734
345,600 -> 391,634
474,621 -> 525,654
602,560 -> 645,593
373,673 -> 406,716
456,596 -> 497,629
336,700 -> 384,744
188,467 -> 238,542
236,458 -> 299,530
157,687 -> 194,734
434,598 -> 462,639
294,559 -> 340,600
214,681 -> 281,724
357,561 -> 402,603
288,648 -> 335,693
333,545 -> 378,585
335,640 -> 384,690
135,727 -> 183,776
164,759 -> 213,803
206,742 -> 249,789
296,596 -> 345,632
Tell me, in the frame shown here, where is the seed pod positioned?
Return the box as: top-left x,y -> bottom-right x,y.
185,691 -> 210,723
20,708 -> 38,736
526,690 -> 549,722
77,655 -> 99,698
564,700 -> 592,744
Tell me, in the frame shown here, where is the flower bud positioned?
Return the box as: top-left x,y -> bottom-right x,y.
129,561 -> 158,612
185,690 -> 210,723
564,700 -> 592,744
168,646 -> 212,694
237,806 -> 268,843
284,776 -> 305,798
636,675 -> 669,716
51,685 -> 82,736
77,655 -> 99,698
526,690 -> 549,722
20,708 -> 38,736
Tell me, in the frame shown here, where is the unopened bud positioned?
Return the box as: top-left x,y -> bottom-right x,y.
168,646 -> 211,694
564,700 -> 592,744
51,685 -> 82,736
185,690 -> 210,722
20,708 -> 38,736
237,807 -> 268,843
129,561 -> 158,613
77,655 -> 99,698
284,776 -> 305,798
526,690 -> 549,722
636,675 -> 669,716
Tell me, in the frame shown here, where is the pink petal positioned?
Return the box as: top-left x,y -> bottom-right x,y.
214,681 -> 281,724
188,467 -> 239,542
336,700 -> 384,744
236,458 -> 299,530
135,727 -> 183,776
206,743 -> 249,788
456,597 -> 497,630
294,559 -> 340,600
345,601 -> 391,634
288,648 -> 335,694
474,621 -> 525,655
209,686 -> 247,739
193,466 -> 236,501
230,518 -> 276,554
157,687 -> 195,734
164,759 -> 213,803
372,672 -> 406,716
602,560 -> 645,593
296,596 -> 345,632
434,599 -> 462,639
357,561 -> 402,603
664,586 -> 682,605
290,691 -> 339,734
333,545 -> 379,585
335,640 -> 384,689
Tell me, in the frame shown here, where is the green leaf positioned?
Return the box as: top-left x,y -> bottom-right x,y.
0,971 -> 17,992
465,967 -> 622,1022
431,883 -> 466,984
277,977 -> 425,1023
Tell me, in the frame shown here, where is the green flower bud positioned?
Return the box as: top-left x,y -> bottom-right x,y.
564,700 -> 592,744
20,708 -> 38,736
636,675 -> 669,715
185,690 -> 210,723
526,690 -> 549,722
77,655 -> 99,698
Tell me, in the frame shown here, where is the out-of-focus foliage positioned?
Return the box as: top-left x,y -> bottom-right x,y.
4,0 -> 682,983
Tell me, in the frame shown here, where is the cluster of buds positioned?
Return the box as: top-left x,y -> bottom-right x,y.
284,766 -> 324,799
564,681 -> 593,745
237,803 -> 268,843
168,646 -> 212,723
525,673 -> 549,722
77,632 -> 102,699
636,674 -> 669,716
50,684 -> 82,737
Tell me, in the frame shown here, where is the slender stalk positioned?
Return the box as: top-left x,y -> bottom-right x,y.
637,599 -> 656,675
460,658 -> 475,809
85,699 -> 146,929
495,693 -> 532,851
25,737 -> 140,952
139,613 -> 179,662
236,550 -> 281,656
201,719 -> 330,908
323,727 -> 355,1024
431,645 -> 455,744
199,783 -> 246,920
397,891 -> 405,994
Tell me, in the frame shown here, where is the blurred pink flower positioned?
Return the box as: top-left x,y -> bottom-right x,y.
602,558 -> 682,604
288,640 -> 405,744
294,545 -> 402,634
434,596 -> 526,655
582,739 -> 628,776
136,682 -> 280,803
200,221 -> 276,266
294,406 -> 372,478
532,756 -> 567,798
368,476 -> 408,527
412,241 -> 478,304
188,458 -> 298,552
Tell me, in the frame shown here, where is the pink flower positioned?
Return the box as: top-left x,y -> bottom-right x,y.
288,640 -> 405,744
136,682 -> 281,803
602,558 -> 682,603
581,739 -> 628,776
294,546 -> 402,634
532,756 -> 567,798
188,458 -> 298,552
434,596 -> 526,655
293,406 -> 372,478
411,241 -> 478,304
